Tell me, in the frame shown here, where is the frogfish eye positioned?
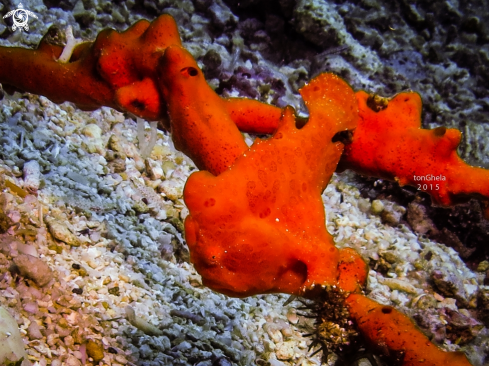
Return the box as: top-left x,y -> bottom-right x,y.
181,66 -> 198,77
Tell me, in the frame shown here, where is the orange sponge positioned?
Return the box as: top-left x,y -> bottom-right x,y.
336,247 -> 368,293
338,91 -> 489,217
0,35 -> 114,111
0,15 -> 181,120
345,293 -> 472,366
157,45 -> 248,176
223,97 -> 282,135
95,15 -> 181,118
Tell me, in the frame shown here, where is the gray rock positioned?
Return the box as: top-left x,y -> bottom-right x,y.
293,0 -> 346,48
23,160 -> 41,193
208,0 -> 238,30
407,201 -> 438,235
431,268 -> 468,307
45,216 -> 81,247
381,201 -> 406,225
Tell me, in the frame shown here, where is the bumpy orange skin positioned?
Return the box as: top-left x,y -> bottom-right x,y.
158,46 -> 249,176
338,91 -> 489,216
346,294 -> 473,366
223,98 -> 282,135
183,73 -> 361,297
336,247 -> 369,293
225,91 -> 489,218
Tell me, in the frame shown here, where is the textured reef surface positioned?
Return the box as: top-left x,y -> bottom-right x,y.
0,0 -> 488,365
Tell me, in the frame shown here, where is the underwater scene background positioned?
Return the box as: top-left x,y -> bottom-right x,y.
0,0 -> 489,365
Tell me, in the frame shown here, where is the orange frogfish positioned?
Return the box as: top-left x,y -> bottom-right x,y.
182,73 -> 364,297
